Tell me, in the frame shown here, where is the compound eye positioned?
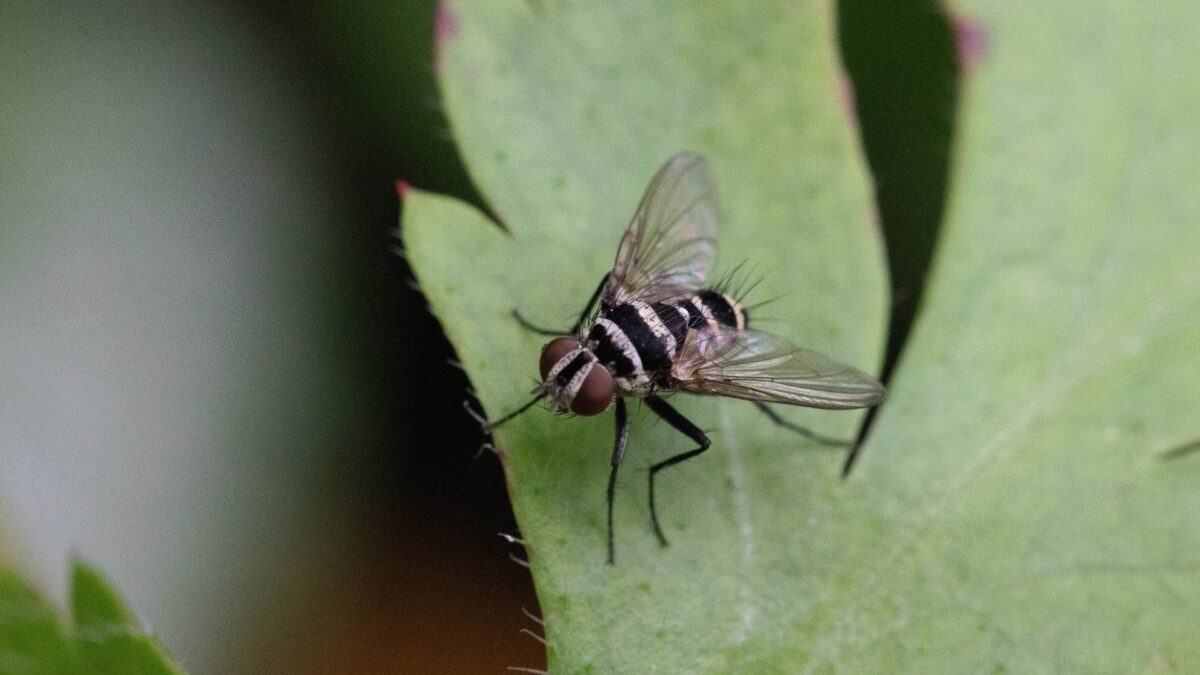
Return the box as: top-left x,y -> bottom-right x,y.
570,366 -> 614,416
539,337 -> 581,381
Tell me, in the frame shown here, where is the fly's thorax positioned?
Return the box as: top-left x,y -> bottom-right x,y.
538,337 -> 613,416
584,313 -> 657,394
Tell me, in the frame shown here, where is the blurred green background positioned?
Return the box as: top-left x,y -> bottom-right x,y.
0,1 -> 951,672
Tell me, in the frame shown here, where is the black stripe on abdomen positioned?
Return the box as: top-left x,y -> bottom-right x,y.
652,302 -> 689,346
676,298 -> 707,330
696,290 -> 739,329
607,303 -> 671,373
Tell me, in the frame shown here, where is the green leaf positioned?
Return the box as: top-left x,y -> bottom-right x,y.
0,570 -> 77,675
0,563 -> 183,674
825,3 -> 1200,670
406,0 -> 1200,671
69,561 -> 183,675
404,1 -> 884,671
71,562 -> 136,631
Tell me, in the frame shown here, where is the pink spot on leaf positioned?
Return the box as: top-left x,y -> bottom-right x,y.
394,179 -> 411,198
953,15 -> 990,71
837,68 -> 859,128
434,0 -> 460,72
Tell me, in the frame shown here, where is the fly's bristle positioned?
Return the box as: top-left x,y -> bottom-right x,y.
742,292 -> 786,313
712,259 -> 769,307
711,259 -> 748,295
736,272 -> 767,302
743,315 -> 786,326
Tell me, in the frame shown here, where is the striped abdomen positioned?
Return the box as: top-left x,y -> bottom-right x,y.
671,289 -> 748,337
586,291 -> 747,392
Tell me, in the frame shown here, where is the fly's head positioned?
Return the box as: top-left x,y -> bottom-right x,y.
536,337 -> 613,416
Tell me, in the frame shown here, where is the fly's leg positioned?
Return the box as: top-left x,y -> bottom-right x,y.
511,310 -> 566,336
463,393 -> 547,433
752,401 -> 852,447
1161,438 -> 1200,461
510,272 -> 610,337
643,396 -> 711,547
486,274 -> 612,435
840,431 -> 870,477
570,272 -> 610,334
606,397 -> 629,564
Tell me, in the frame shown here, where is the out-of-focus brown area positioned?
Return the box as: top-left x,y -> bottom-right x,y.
247,524 -> 543,674
230,2 -> 547,671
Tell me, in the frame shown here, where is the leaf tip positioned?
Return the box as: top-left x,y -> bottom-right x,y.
70,557 -> 135,629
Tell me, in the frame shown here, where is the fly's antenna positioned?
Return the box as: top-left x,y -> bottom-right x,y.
464,392 -> 548,433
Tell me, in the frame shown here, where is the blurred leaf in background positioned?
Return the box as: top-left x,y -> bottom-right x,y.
0,561 -> 181,674
0,2 -> 366,670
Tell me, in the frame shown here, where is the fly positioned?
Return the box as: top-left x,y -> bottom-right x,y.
470,152 -> 886,564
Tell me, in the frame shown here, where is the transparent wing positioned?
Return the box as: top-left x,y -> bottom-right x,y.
675,329 -> 885,410
604,152 -> 718,305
